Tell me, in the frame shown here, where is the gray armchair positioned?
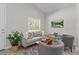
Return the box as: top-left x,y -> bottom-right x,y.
62,34 -> 74,52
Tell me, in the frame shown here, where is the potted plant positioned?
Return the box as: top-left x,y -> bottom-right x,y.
7,31 -> 23,52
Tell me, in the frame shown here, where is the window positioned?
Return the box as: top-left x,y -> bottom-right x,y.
28,17 -> 40,31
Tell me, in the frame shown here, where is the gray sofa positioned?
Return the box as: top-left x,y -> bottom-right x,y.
21,31 -> 44,47
21,37 -> 42,47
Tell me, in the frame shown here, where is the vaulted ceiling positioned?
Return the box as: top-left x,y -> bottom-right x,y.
32,3 -> 76,14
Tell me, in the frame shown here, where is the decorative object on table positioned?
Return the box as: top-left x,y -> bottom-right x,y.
41,37 -> 53,45
52,32 -> 62,44
7,31 -> 23,52
51,19 -> 64,28
46,37 -> 53,45
54,37 -> 61,45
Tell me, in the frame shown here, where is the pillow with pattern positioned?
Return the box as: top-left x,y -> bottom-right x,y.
33,31 -> 42,37
28,32 -> 33,39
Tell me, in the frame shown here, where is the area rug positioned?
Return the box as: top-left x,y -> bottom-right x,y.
0,44 -> 79,55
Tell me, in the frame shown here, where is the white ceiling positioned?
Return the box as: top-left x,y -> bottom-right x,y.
32,3 -> 76,14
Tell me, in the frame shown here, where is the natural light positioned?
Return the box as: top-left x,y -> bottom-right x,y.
28,17 -> 40,32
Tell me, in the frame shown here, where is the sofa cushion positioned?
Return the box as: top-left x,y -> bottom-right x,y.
27,37 -> 42,43
32,31 -> 42,37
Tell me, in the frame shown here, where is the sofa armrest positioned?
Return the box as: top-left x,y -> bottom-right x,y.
21,37 -> 28,47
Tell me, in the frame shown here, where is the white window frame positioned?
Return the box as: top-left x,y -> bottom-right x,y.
28,17 -> 41,32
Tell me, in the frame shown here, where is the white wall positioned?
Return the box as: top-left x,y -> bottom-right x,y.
6,4 -> 45,49
6,4 -> 45,35
77,4 -> 79,48
45,6 -> 78,37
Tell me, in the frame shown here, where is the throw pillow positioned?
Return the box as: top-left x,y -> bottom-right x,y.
23,32 -> 28,39
28,32 -> 33,39
33,31 -> 42,37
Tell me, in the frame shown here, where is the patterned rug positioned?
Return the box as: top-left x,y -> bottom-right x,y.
0,44 -> 79,55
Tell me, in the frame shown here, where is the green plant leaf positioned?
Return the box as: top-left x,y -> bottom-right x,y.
7,31 -> 23,46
